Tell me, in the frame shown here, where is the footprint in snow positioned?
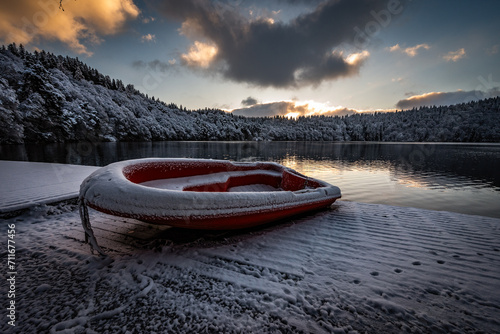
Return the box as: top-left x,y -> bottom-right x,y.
412,261 -> 421,266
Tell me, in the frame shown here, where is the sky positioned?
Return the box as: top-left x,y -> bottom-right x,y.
1,0 -> 499,118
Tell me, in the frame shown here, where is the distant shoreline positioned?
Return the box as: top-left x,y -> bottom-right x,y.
2,45 -> 500,144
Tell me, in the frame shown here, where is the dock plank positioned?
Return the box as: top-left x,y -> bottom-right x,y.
0,160 -> 99,213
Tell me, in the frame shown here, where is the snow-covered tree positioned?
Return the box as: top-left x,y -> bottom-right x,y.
0,44 -> 499,144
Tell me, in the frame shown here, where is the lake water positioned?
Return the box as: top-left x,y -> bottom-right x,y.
1,141 -> 499,218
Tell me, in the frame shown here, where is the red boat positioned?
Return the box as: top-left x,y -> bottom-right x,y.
79,158 -> 341,253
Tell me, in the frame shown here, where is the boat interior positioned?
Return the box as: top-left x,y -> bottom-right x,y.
123,160 -> 322,193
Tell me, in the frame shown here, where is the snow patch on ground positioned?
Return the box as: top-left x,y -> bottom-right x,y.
1,200 -> 499,333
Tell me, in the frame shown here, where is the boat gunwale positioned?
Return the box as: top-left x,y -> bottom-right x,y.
79,158 -> 341,227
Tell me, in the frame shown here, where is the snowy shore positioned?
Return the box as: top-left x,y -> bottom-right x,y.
2,198 -> 499,333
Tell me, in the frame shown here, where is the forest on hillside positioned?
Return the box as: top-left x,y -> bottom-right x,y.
1,43 -> 499,144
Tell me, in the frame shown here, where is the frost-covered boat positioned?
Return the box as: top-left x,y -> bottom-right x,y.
79,158 -> 341,253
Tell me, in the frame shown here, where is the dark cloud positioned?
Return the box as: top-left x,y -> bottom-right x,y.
231,100 -> 358,117
132,59 -> 176,72
320,107 -> 359,117
275,0 -> 324,4
241,96 -> 259,106
396,89 -> 500,109
232,101 -> 290,117
132,60 -> 145,69
152,0 -> 395,87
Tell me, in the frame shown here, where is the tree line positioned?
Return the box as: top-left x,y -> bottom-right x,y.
1,43 -> 499,144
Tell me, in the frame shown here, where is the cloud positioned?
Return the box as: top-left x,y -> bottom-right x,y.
396,88 -> 500,109
294,50 -> 370,86
180,41 -> 218,68
276,0 -> 324,4
241,96 -> 259,107
486,44 -> 499,55
0,0 -> 140,56
443,48 -> 466,62
231,100 -> 359,118
142,16 -> 156,24
388,43 -> 430,57
388,44 -> 400,52
152,0 -> 393,87
132,59 -> 177,72
141,34 -> 156,43
232,101 -> 290,117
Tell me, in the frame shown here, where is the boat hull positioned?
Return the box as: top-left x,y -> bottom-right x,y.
80,158 -> 341,230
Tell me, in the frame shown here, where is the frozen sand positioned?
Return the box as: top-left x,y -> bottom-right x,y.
2,199 -> 499,333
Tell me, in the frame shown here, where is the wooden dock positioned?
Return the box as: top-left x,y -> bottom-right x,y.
0,160 -> 99,213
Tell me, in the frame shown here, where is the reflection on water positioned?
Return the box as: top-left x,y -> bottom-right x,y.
1,141 -> 499,218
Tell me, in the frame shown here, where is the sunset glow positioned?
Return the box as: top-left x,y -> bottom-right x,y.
345,50 -> 370,65
0,0 -> 139,56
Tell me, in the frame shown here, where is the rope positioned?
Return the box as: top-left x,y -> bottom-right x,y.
78,197 -> 106,257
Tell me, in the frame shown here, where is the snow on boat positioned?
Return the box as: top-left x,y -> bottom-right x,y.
79,158 -> 341,254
